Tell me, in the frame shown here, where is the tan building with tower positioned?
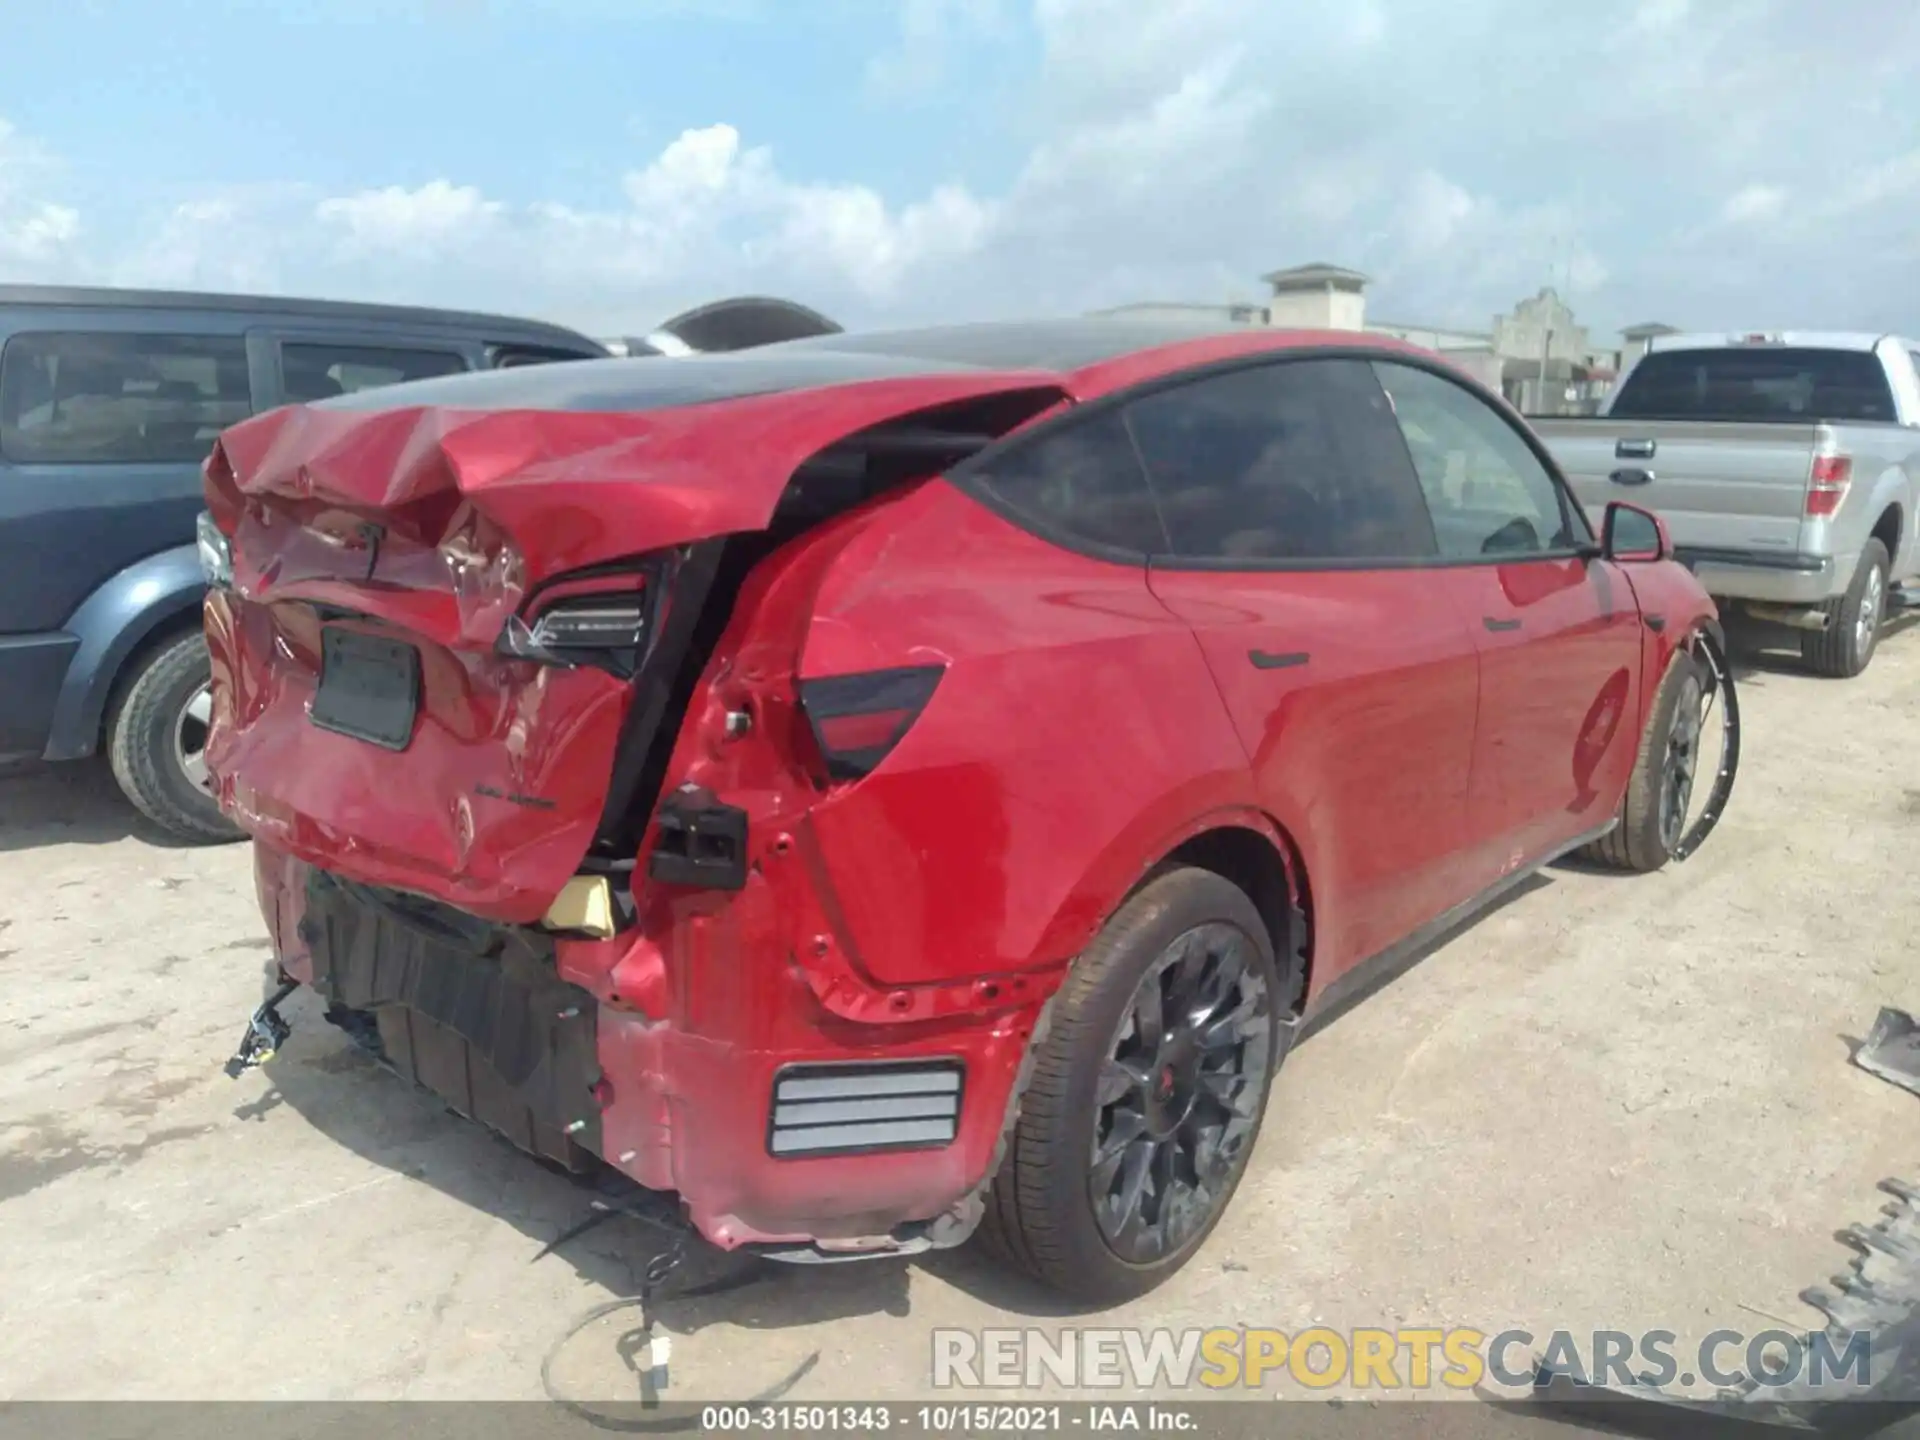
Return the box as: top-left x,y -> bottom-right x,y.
1091,264 -> 1680,415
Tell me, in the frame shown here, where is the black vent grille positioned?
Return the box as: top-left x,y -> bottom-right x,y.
768,1059 -> 965,1158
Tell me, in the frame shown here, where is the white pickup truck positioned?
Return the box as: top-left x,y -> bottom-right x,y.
1534,332 -> 1920,677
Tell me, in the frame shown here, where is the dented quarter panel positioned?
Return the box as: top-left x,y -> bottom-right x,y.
788,479 -> 1263,988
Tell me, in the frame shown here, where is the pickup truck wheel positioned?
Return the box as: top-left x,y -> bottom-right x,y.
979,867 -> 1283,1303
1581,647 -> 1706,874
107,631 -> 243,845
1802,539 -> 1888,679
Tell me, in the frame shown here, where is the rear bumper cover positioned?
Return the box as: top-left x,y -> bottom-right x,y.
1674,546 -> 1838,605
257,844 -> 1042,1253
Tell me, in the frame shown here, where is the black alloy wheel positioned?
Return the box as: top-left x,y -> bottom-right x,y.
1089,921 -> 1275,1264
1655,663 -> 1705,857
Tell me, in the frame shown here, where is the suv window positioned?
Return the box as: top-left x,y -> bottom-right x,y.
1122,358 -> 1437,563
1374,361 -> 1581,560
281,343 -> 468,402
0,331 -> 252,465
1610,346 -> 1896,423
969,410 -> 1169,556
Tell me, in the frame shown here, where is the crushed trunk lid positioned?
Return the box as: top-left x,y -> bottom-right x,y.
202,363 -> 1067,923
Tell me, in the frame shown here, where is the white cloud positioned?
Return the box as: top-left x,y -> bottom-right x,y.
0,119 -> 81,275
1721,184 -> 1787,225
865,0 -> 1011,98
5,0 -> 1920,338
317,180 -> 504,259
1631,0 -> 1690,33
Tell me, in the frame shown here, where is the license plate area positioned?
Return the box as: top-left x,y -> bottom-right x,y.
309,627 -> 420,751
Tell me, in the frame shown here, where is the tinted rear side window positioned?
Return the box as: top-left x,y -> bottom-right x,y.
1123,358 -> 1438,563
282,342 -> 467,402
0,331 -> 252,464
1611,347 -> 1896,423
968,411 -> 1169,556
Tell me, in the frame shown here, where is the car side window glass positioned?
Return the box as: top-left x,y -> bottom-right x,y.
1122,358 -> 1438,563
1372,360 -> 1580,560
0,331 -> 252,465
970,410 -> 1170,556
281,343 -> 469,402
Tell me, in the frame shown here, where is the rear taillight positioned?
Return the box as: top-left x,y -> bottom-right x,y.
799,666 -> 943,781
498,571 -> 655,678
1807,455 -> 1853,518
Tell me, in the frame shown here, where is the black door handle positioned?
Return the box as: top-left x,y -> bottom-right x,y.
1249,649 -> 1310,670
1609,467 -> 1654,486
1483,617 -> 1522,632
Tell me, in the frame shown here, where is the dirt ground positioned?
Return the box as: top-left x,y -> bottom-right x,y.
2,621 -> 1918,1407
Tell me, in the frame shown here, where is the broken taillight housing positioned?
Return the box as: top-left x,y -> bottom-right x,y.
799,665 -> 944,781
498,566 -> 659,679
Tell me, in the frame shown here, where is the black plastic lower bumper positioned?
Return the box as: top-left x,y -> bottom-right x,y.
300,871 -> 606,1169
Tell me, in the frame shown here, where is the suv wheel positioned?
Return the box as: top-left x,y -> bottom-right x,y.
980,867 -> 1286,1302
1582,648 -> 1706,873
107,630 -> 242,844
1802,538 -> 1888,679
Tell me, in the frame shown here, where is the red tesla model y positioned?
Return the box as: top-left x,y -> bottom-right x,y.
200,318 -> 1737,1301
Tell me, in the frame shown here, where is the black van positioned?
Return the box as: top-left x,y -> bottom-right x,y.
0,285 -> 608,841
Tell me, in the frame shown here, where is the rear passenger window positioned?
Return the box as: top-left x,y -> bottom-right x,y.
1123,358 -> 1438,563
1610,346 -> 1897,423
281,343 -> 467,402
1374,360 -> 1581,560
0,332 -> 251,465
969,411 -> 1169,556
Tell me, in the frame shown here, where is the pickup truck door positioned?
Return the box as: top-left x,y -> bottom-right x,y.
1375,361 -> 1644,871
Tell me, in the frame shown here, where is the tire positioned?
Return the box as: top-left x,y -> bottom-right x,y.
1801,538 -> 1888,679
107,630 -> 242,844
979,867 -> 1288,1303
1581,647 -> 1706,874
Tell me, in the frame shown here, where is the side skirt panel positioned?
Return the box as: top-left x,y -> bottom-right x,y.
1300,819 -> 1617,1038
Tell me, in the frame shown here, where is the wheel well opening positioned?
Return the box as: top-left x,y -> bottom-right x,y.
1165,825 -> 1312,1014
1872,504 -> 1902,563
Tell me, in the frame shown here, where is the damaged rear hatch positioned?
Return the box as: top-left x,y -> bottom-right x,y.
201,352 -> 1067,924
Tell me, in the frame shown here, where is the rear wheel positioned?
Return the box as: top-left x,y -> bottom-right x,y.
980,867 -> 1285,1303
1802,538 -> 1888,679
1582,648 -> 1706,874
107,630 -> 242,844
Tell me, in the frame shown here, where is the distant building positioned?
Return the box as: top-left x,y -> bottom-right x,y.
1619,321 -> 1682,369
1260,263 -> 1371,331
1091,263 -> 1673,416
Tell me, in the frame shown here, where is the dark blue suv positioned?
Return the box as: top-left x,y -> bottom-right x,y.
0,285 -> 607,841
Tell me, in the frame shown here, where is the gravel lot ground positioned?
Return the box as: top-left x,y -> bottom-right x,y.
2,621 -> 1918,1410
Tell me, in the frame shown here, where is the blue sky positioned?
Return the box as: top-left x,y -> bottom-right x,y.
1,0 -> 1916,339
